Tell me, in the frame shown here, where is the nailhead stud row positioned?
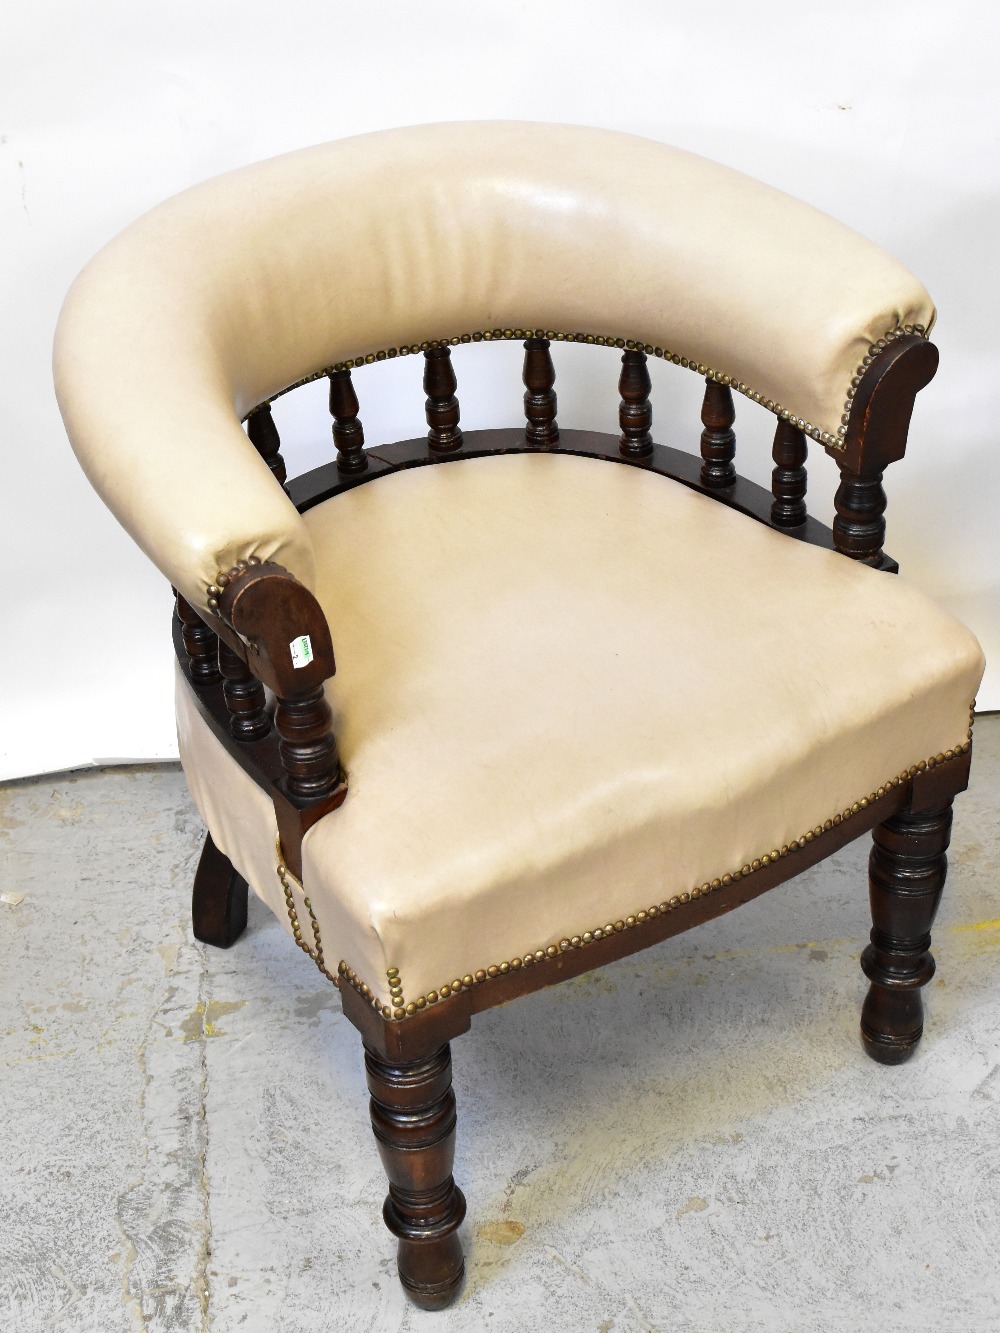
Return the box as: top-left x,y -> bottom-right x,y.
206,555 -> 262,613
245,323 -> 930,453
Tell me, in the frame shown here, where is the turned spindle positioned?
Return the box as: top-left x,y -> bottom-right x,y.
699,379 -> 736,488
247,404 -> 287,488
366,1044 -> 466,1310
619,348 -> 653,458
423,346 -> 463,453
861,802 -> 953,1064
523,337 -> 559,447
329,369 -> 368,473
275,683 -> 341,801
218,640 -> 270,741
175,594 -> 221,686
770,420 -> 808,527
834,469 -> 887,566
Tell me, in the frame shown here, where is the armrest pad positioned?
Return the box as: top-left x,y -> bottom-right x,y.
54,122 -> 934,611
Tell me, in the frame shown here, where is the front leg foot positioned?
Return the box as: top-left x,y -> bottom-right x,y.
365,1043 -> 466,1310
191,832 -> 249,949
860,802 -> 953,1064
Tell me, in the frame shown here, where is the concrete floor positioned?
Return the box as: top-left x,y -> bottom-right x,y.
2,721 -> 998,1333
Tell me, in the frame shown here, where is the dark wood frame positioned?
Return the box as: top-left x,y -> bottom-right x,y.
177,332 -> 970,1308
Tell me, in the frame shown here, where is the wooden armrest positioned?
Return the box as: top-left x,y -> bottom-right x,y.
187,559 -> 346,878
213,558 -> 335,698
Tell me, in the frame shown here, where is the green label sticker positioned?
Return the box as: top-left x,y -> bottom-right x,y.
289,634 -> 314,669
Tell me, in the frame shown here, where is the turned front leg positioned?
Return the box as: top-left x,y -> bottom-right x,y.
365,1043 -> 466,1310
860,802 -> 953,1064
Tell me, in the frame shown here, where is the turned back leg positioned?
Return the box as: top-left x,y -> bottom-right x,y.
191,832 -> 249,949
365,1042 -> 467,1310
860,802 -> 953,1064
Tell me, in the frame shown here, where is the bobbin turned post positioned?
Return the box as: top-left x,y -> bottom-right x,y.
860,801 -> 953,1064
365,1043 -> 467,1309
771,420 -> 808,527
424,345 -> 463,453
246,403 -> 288,488
618,348 -> 653,458
176,594 -> 221,686
329,368 -> 368,473
522,336 -> 558,446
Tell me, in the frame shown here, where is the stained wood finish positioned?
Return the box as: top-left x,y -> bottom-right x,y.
176,594 -> 221,685
361,428 -> 840,552
833,469 -> 888,567
770,421 -> 808,528
218,639 -> 270,741
522,337 -> 559,446
423,346 -> 463,453
365,1043 -> 466,1310
618,348 -> 653,458
216,561 -> 346,877
275,683 -> 340,801
329,369 -> 368,473
247,404 -> 288,488
191,831 -> 249,949
172,613 -> 344,882
861,801 -> 953,1064
217,562 -> 334,697
699,378 -> 736,488
831,333 -> 939,572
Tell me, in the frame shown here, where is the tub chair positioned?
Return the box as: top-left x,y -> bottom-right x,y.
54,122 -> 985,1309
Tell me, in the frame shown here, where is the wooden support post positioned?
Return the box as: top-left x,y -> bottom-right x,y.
771,420 -> 808,527
329,369 -> 368,473
699,379 -> 736,488
523,337 -> 559,446
619,348 -> 653,458
424,346 -> 463,453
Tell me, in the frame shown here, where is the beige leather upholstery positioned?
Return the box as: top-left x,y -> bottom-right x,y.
54,122 -> 934,616
175,454 -> 984,1011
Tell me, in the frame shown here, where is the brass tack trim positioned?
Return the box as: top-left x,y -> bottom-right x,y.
206,555 -> 262,612
275,833 -> 338,987
334,711 -> 974,1020
242,324 -> 931,453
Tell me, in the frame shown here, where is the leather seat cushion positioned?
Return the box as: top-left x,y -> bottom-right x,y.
176,453 -> 984,1011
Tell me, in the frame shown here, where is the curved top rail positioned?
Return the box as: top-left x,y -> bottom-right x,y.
54,121 -> 934,612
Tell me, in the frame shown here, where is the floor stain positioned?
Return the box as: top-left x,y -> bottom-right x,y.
477,1219 -> 525,1245
180,999 -> 247,1041
972,1064 -> 1000,1102
294,990 -> 338,1023
156,943 -> 180,974
676,1196 -> 709,1220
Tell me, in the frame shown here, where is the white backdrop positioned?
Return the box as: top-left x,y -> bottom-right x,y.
3,0 -> 997,779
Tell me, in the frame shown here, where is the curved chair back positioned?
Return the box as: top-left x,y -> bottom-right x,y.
54,122 -> 934,614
